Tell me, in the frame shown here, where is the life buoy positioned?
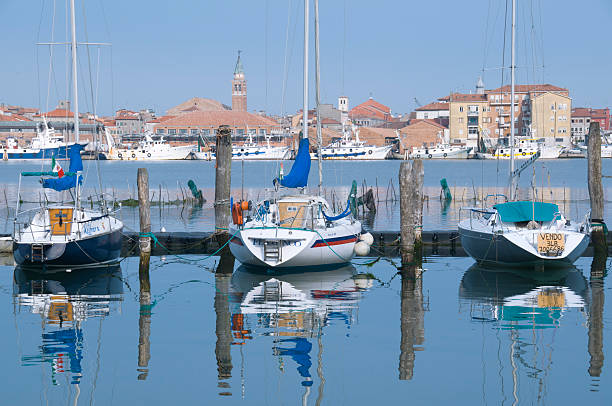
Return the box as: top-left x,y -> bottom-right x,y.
118,153 -> 122,159
131,153 -> 136,159
522,152 -> 526,156
147,153 -> 151,158
428,154 -> 433,159
443,153 -> 447,157
368,150 -> 373,155
416,154 -> 420,159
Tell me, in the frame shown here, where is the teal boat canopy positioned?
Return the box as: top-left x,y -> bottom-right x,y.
493,201 -> 560,223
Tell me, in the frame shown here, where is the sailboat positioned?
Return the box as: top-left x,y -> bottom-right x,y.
12,0 -> 124,269
215,132 -> 291,160
229,0 -> 361,269
457,0 -> 590,267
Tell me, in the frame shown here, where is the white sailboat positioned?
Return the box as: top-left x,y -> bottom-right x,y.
310,125 -> 392,160
12,0 -> 124,269
458,0 -> 590,268
478,137 -> 563,160
229,0 -> 361,269
102,129 -> 194,160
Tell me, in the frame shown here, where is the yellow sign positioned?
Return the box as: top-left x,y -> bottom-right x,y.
537,233 -> 565,255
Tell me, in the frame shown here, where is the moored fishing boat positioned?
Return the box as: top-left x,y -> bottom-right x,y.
310,126 -> 392,160
102,129 -> 194,160
1,120 -> 87,160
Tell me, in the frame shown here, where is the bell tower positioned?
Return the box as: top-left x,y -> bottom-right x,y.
232,51 -> 247,111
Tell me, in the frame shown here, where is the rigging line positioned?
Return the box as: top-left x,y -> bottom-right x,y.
529,0 -> 538,87
97,0 -> 114,115
537,0 -> 545,83
341,0 -> 346,94
481,0 -> 493,73
265,0 -> 269,114
46,0 -> 59,114
501,0 -> 509,89
35,0 -> 47,112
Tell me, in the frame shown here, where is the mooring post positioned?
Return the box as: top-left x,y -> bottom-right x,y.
588,122 -> 607,255
215,257 -> 234,395
399,265 -> 424,380
137,168 -> 151,253
137,251 -> 152,380
587,268 -> 605,378
215,125 -> 232,243
399,160 -> 424,264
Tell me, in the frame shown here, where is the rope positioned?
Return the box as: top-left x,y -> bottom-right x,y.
591,222 -> 608,235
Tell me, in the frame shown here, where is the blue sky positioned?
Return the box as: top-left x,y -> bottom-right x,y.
1,0 -> 610,117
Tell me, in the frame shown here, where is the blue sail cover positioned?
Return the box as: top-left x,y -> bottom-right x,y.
42,145 -> 83,191
275,138 -> 311,188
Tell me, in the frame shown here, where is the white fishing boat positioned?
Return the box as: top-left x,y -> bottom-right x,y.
409,130 -> 470,159
1,120 -> 87,160
12,0 -> 123,270
311,126 -> 392,160
220,133 -> 291,160
458,0 -> 590,268
102,129 -> 194,160
229,0 -> 361,269
478,138 -> 563,160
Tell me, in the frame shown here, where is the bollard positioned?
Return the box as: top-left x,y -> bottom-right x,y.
137,168 -> 151,253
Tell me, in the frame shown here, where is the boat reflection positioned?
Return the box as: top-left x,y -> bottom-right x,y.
228,264 -> 372,401
14,264 -> 123,386
459,264 -> 589,328
458,263 -> 590,403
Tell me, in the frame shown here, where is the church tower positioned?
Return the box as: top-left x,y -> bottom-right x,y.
232,51 -> 247,111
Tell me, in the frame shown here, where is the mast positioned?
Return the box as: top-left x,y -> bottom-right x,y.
314,0 -> 323,194
509,0 -> 516,200
70,0 -> 80,143
302,0 -> 309,145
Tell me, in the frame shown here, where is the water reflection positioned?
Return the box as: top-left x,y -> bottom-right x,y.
13,264 -> 123,387
229,264 -> 372,403
399,266 -> 425,380
459,264 -> 589,403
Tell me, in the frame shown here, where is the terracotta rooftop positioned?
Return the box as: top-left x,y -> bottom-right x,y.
572,107 -> 592,117
35,108 -> 73,118
320,118 -> 341,125
487,84 -> 567,93
156,110 -> 278,128
0,113 -> 31,122
447,93 -> 488,102
116,115 -> 139,120
415,102 -> 449,111
400,119 -> 447,132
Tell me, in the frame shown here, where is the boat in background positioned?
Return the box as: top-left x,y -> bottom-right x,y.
102,129 -> 194,160
1,120 -> 86,160
216,133 -> 291,160
478,138 -> 563,159
409,130 -> 471,159
311,126 -> 392,160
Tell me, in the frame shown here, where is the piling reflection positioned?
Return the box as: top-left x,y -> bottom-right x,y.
13,264 -> 123,387
459,264 -> 589,401
399,266 -> 425,380
215,252 -> 235,396
588,253 -> 607,380
137,252 -> 152,380
229,264 -> 372,403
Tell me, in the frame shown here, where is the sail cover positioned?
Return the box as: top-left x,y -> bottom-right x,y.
275,138 -> 311,188
493,201 -> 559,223
42,145 -> 83,191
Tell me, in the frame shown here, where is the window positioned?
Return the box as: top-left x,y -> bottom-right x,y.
459,129 -> 464,135
202,129 -> 210,135
260,129 -> 266,136
468,127 -> 478,134
168,129 -> 176,135
555,137 -> 564,142
190,129 -> 199,135
156,128 -> 165,134
459,106 -> 464,112
550,128 -> 554,133
237,128 -> 245,136
550,104 -> 555,110
495,129 -> 500,134
179,129 -> 187,135
458,117 -> 464,123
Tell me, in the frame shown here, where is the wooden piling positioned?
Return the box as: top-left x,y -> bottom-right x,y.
587,122 -> 607,255
399,160 -> 424,263
137,168 -> 151,253
215,125 -> 232,240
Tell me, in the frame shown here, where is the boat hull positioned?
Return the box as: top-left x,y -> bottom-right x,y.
103,145 -> 194,160
229,225 -> 360,269
311,145 -> 392,160
1,143 -> 85,160
458,224 -> 589,267
13,228 -> 123,268
410,148 -> 469,159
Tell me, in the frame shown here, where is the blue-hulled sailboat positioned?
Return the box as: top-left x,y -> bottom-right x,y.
458,0 -> 590,268
12,0 -> 123,270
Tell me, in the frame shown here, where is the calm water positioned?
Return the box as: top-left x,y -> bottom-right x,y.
0,159 -> 610,234
0,254 -> 610,404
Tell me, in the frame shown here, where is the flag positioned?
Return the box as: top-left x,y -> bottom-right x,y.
51,157 -> 64,178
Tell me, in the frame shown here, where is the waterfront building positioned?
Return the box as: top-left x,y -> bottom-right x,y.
414,102 -> 449,127
397,119 -> 449,155
232,51 -> 247,112
167,97 -> 228,116
349,97 -> 395,127
571,107 -> 611,143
